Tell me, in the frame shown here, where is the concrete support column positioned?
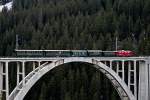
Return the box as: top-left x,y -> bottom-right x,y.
110,61 -> 112,69
134,61 -> 137,99
17,62 -> 20,85
138,61 -> 148,100
116,61 -> 119,75
32,62 -> 36,70
148,58 -> 150,100
0,62 -> 3,99
128,61 -> 131,89
38,61 -> 40,67
22,62 -> 25,85
122,61 -> 125,81
5,62 -> 9,100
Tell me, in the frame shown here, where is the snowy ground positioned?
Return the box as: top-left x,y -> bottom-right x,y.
0,1 -> 13,12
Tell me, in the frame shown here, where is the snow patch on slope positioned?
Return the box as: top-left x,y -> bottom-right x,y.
0,1 -> 13,12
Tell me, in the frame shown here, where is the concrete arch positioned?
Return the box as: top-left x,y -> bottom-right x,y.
9,58 -> 136,100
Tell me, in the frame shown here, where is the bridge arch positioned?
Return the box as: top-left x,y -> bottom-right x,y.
9,58 -> 136,100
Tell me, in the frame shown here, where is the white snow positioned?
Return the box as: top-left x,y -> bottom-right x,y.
0,1 -> 13,12
0,5 -> 4,11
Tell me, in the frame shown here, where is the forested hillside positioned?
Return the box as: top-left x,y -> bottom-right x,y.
0,0 -> 150,56
0,0 -> 150,100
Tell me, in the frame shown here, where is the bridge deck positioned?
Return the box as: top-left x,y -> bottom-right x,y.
0,57 -> 148,62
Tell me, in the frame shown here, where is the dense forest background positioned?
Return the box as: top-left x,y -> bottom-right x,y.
0,0 -> 150,56
0,0 -> 150,100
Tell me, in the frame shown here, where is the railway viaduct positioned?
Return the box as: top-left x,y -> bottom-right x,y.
0,57 -> 150,100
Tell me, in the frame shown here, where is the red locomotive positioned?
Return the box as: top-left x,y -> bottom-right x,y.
115,50 -> 135,57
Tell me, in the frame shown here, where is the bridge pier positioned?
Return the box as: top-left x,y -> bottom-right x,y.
0,62 -> 3,100
5,62 -> 9,100
138,61 -> 148,100
148,58 -> 150,100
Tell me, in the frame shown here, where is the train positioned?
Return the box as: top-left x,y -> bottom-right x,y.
15,49 -> 135,57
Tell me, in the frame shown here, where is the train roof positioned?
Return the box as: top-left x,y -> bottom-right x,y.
15,49 -> 132,52
15,49 -> 103,52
